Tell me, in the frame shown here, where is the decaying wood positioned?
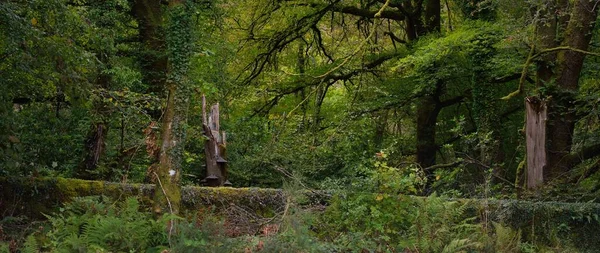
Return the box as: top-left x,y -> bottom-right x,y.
202,95 -> 230,186
525,97 -> 547,189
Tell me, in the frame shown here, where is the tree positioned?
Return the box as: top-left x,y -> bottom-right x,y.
0,0 -> 97,176
75,0 -> 135,180
232,0 -> 524,188
130,0 -> 193,217
520,0 -> 600,186
235,0 -> 447,169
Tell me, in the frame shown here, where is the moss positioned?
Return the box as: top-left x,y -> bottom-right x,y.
3,176 -> 600,250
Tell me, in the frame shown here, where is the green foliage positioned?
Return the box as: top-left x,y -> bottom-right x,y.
169,211 -> 243,253
493,221 -> 522,252
19,193 -> 332,252
37,196 -> 167,252
456,0 -> 498,21
408,194 -> 486,252
322,190 -> 506,252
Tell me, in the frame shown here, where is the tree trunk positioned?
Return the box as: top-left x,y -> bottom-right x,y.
297,43 -> 308,129
76,123 -> 108,180
469,29 -> 503,181
424,0 -> 441,33
373,110 -> 388,150
525,97 -> 547,189
153,85 -> 182,216
132,0 -> 167,119
416,95 -> 439,170
545,0 -> 599,179
412,0 -> 442,173
202,99 -> 230,187
151,0 -> 192,219
75,54 -> 111,180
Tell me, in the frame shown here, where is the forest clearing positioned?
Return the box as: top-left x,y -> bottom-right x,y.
1,0 -> 600,252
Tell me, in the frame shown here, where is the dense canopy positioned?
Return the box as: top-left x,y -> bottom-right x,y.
2,0 -> 600,251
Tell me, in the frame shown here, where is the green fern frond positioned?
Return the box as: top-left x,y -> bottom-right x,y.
441,238 -> 481,253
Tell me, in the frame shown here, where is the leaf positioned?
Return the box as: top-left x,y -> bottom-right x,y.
31,18 -> 38,26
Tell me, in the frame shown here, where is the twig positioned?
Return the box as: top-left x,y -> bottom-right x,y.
281,196 -> 291,222
313,0 -> 391,79
153,172 -> 174,214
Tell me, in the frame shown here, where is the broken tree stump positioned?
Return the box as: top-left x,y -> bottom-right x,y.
525,96 -> 547,189
201,95 -> 231,187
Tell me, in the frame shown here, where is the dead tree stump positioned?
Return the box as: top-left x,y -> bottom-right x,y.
201,95 -> 231,187
525,96 -> 547,189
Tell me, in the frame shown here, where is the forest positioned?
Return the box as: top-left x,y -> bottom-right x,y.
1,0 -> 600,252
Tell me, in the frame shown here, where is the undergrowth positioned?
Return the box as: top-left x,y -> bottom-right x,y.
2,178 -> 584,253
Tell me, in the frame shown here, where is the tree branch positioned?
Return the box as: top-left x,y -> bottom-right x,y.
423,161 -> 462,171
492,73 -> 535,84
384,31 -> 407,44
439,93 -> 468,108
502,46 -> 600,100
253,51 -> 401,116
331,5 -> 404,21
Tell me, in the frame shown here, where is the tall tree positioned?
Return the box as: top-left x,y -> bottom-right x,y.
237,0 -> 451,171
523,0 -> 600,184
153,0 -> 193,218
131,0 -> 192,218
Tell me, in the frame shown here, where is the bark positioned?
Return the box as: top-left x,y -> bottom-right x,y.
412,0 -> 442,173
525,97 -> 547,189
527,0 -> 599,183
373,110 -> 389,149
153,85 -> 182,215
202,100 -> 229,187
151,0 -> 192,218
313,83 -> 326,133
545,0 -> 599,179
297,43 -> 308,129
402,1 -> 421,40
424,0 -> 441,33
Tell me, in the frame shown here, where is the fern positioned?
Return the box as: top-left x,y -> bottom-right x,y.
409,194 -> 488,252
493,222 -> 521,253
34,196 -> 168,252
21,235 -> 39,253
442,238 -> 482,253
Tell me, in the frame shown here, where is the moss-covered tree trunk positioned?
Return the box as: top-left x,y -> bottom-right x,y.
545,0 -> 598,179
413,0 -> 441,173
529,0 -> 599,182
465,5 -> 503,182
132,0 -> 192,218
151,0 -> 192,218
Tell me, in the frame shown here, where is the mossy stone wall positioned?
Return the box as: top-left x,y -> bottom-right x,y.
2,177 -> 600,250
